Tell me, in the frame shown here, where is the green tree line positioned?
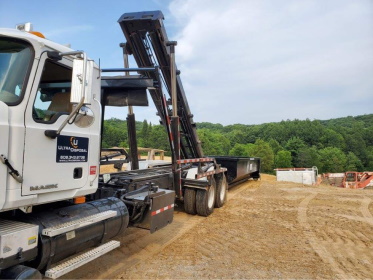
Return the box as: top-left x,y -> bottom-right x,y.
102,114 -> 373,174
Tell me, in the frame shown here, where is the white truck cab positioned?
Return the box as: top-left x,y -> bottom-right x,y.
0,28 -> 101,213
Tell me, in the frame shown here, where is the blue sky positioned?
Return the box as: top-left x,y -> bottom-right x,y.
1,0 -> 372,125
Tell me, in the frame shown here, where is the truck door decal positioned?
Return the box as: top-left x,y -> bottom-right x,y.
56,136 -> 89,163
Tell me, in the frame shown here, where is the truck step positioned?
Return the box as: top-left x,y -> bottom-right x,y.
42,210 -> 117,237
45,240 -> 120,279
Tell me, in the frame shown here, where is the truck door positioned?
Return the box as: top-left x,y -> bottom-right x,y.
0,102 -> 9,209
22,53 -> 94,196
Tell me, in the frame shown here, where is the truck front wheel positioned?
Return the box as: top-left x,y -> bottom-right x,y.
196,177 -> 216,216
0,265 -> 42,280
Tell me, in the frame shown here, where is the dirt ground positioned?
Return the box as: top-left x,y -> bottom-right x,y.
65,174 -> 373,279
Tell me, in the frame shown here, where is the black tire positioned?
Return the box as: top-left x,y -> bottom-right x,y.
214,173 -> 228,208
0,265 -> 42,280
196,177 -> 216,217
184,188 -> 197,215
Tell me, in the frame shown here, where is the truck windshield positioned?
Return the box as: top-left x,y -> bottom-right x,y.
0,37 -> 33,105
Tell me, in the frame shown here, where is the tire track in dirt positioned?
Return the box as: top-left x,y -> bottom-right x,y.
360,197 -> 373,226
309,192 -> 373,279
297,192 -> 350,280
77,213 -> 204,279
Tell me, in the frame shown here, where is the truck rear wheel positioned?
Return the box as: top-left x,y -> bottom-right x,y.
184,188 -> 197,215
215,174 -> 228,208
196,177 -> 216,216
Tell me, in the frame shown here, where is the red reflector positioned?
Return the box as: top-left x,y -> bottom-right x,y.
90,166 -> 97,175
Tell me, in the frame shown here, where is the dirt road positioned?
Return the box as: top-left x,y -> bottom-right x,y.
65,175 -> 373,279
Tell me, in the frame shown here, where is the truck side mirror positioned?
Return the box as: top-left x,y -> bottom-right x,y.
71,57 -> 92,105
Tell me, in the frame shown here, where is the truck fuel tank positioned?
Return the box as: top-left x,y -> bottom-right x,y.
22,197 -> 129,271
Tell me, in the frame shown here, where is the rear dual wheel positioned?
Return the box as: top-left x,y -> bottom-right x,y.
214,174 -> 228,208
184,188 -> 197,215
196,177 -> 216,217
184,177 -> 217,216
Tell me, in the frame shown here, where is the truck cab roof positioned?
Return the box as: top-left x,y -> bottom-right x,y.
0,28 -> 74,56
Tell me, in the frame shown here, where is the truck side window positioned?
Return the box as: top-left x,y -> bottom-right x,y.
33,59 -> 72,123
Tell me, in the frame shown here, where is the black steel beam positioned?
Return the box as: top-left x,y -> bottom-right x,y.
118,11 -> 204,159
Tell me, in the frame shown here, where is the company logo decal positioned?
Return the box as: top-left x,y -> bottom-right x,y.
56,136 -> 89,163
70,137 -> 79,149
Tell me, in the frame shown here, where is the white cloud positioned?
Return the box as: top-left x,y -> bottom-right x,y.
167,0 -> 373,124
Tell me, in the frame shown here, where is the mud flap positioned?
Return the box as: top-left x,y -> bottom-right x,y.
137,189 -> 175,233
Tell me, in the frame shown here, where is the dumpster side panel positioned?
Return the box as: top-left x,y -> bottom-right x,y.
213,156 -> 261,186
